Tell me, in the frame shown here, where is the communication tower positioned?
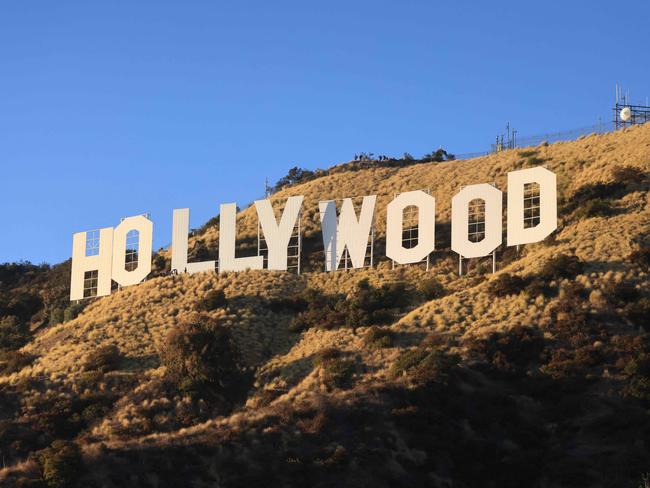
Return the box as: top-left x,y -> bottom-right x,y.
614,83 -> 650,129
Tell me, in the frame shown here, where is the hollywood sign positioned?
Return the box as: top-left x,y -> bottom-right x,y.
70,166 -> 556,300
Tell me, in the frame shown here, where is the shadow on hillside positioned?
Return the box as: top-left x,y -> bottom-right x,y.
391,330 -> 428,348
121,353 -> 159,372
66,360 -> 650,488
583,260 -> 629,274
257,354 -> 317,393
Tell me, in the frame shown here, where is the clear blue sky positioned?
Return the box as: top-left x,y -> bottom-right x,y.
1,1 -> 649,264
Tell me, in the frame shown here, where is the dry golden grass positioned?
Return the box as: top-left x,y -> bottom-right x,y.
190,123 -> 650,248
1,123 -> 648,451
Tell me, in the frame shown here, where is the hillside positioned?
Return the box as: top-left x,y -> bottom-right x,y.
1,124 -> 649,487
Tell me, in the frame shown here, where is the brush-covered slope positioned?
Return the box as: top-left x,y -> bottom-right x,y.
1,124 -> 649,488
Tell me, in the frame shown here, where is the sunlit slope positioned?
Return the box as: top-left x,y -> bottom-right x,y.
0,123 -> 649,488
3,123 -> 648,396
192,123 -> 650,250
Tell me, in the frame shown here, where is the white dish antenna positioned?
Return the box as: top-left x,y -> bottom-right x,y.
620,106 -> 632,122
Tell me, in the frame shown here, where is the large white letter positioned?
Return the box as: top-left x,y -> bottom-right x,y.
171,208 -> 216,274
219,203 -> 264,272
451,183 -> 502,258
319,195 -> 376,271
507,166 -> 557,246
386,190 -> 436,264
111,215 -> 153,287
255,196 -> 303,270
70,227 -> 113,300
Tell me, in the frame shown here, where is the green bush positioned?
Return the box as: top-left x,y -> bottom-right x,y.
159,314 -> 242,396
363,326 -> 394,349
289,306 -> 347,332
196,289 -> 228,311
272,166 -> 317,193
25,392 -> 94,439
83,344 -> 122,373
152,253 -> 170,274
466,326 -> 544,374
49,308 -> 64,326
289,282 -> 408,333
38,440 -> 82,488
288,289 -> 347,332
417,278 -> 445,300
487,273 -> 528,297
63,303 -> 85,322
540,346 -> 602,379
622,353 -> 650,403
352,278 -> 412,311
314,348 -> 355,389
3,292 -> 42,322
392,347 -> 459,384
539,254 -> 583,281
0,315 -> 30,352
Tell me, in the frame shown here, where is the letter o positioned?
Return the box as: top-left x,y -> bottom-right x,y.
386,190 -> 436,264
451,183 -> 502,258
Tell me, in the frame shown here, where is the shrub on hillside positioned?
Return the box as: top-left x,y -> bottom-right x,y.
602,281 -> 640,306
351,278 -> 412,312
289,281 -> 413,333
0,350 -> 36,374
196,289 -> 227,311
288,289 -> 347,332
83,344 -> 122,373
487,273 -> 528,297
272,166 -> 317,193
23,392 -> 99,439
363,326 -> 395,349
289,307 -> 347,332
63,303 -> 85,322
392,347 -> 459,385
314,347 -> 342,365
1,293 -> 42,322
37,440 -> 82,488
421,148 -> 455,163
416,278 -> 445,300
466,326 -> 545,375
622,352 -> 650,404
159,314 -> 242,396
539,254 -> 583,281
0,315 -> 30,352
49,308 -> 64,326
313,348 -> 355,389
540,345 -> 602,379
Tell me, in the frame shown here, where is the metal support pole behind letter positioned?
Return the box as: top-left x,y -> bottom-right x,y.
297,212 -> 302,275
370,224 -> 374,267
